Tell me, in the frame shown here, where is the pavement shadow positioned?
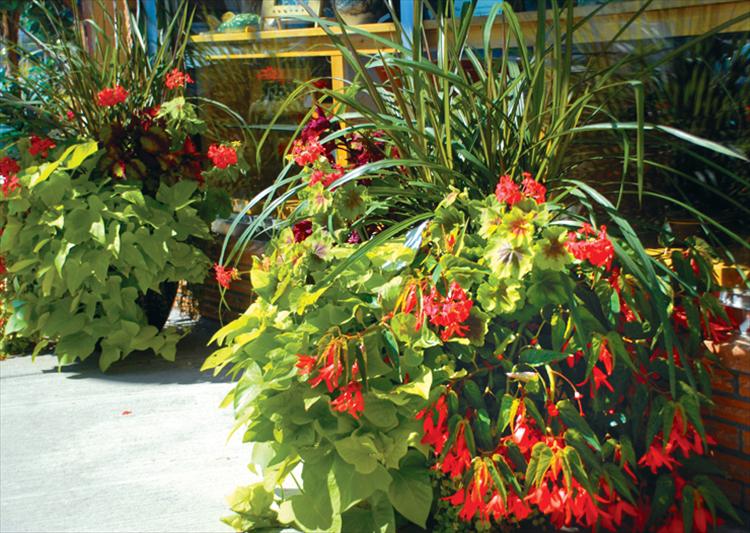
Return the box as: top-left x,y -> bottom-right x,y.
41,318 -> 235,385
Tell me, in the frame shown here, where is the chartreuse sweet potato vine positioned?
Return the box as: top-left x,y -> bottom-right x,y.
0,141 -> 215,368
208,160 -> 738,531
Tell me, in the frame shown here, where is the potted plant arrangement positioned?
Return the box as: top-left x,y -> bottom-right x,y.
0,4 -> 242,368
205,2 -> 748,531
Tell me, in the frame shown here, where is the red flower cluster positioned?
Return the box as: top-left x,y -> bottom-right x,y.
446,462 -> 533,524
207,144 -> 238,169
165,68 -> 193,90
424,282 -> 474,341
330,380 -> 364,418
658,491 -> 718,533
495,172 -> 547,206
292,219 -> 313,243
424,401 -> 638,531
97,85 -> 128,107
309,166 -> 344,188
256,66 -> 285,82
416,396 -> 471,479
416,395 -> 449,453
297,347 -> 363,418
673,303 -> 737,344
0,157 -> 20,179
29,135 -> 56,159
638,411 -> 710,474
566,223 -> 615,270
403,281 -> 474,341
291,137 -> 326,167
521,172 -> 547,204
1,175 -> 20,197
213,263 -> 237,289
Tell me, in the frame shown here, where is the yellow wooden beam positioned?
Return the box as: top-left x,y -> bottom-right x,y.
329,53 -> 349,166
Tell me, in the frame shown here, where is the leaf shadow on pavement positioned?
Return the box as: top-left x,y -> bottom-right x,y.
39,318 -> 235,385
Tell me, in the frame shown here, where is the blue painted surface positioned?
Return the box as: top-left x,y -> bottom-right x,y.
455,0 -> 503,17
144,0 -> 157,56
400,0 -> 414,48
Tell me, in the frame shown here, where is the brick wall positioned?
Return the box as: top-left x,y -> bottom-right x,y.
706,338 -> 750,513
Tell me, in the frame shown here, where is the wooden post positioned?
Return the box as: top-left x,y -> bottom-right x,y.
78,0 -> 132,59
330,52 -> 348,166
1,7 -> 21,80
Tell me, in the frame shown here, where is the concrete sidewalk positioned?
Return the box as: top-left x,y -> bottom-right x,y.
0,321 -> 255,533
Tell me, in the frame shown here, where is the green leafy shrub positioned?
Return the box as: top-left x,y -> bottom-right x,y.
0,3 -> 242,367
1,143 -> 213,368
209,150 -> 738,532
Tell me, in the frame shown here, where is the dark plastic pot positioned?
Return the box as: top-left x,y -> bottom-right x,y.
138,281 -> 178,331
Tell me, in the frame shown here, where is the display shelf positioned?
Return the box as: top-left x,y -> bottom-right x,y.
189,0 -> 749,57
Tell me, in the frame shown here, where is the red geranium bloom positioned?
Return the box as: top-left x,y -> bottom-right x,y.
292,220 -> 313,243
97,85 -> 128,107
1,175 -> 20,197
331,380 -> 364,418
422,282 -> 473,341
567,224 -> 615,270
207,144 -> 238,169
213,263 -> 237,289
521,173 -> 547,204
0,156 -> 20,178
309,165 -> 344,188
165,68 -> 194,90
291,137 -> 326,167
495,175 -> 523,206
29,135 -> 56,159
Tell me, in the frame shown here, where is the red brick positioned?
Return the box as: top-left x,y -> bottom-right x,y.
710,396 -> 750,427
713,477 -> 743,506
744,431 -> 750,456
712,367 -> 737,394
713,451 -> 750,484
740,374 -> 750,398
706,338 -> 750,373
705,418 -> 740,450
